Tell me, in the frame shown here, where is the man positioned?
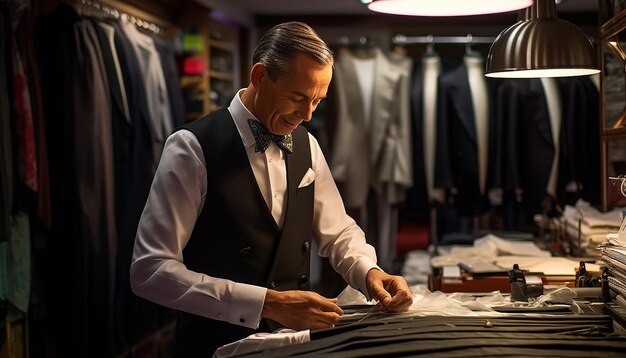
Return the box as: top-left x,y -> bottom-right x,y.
130,21 -> 412,356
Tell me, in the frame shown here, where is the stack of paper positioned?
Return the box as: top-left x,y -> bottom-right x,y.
562,200 -> 623,256
599,234 -> 626,306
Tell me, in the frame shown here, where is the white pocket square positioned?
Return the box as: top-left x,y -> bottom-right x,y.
298,168 -> 315,188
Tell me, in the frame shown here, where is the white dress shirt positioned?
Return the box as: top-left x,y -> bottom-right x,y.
130,89 -> 379,330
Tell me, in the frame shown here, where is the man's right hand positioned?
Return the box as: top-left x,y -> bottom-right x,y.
262,289 -> 343,330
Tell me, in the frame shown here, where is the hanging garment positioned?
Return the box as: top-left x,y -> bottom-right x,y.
494,79 -> 555,226
15,8 -> 52,234
331,47 -> 412,269
0,4 -> 13,243
112,19 -> 165,347
153,35 -> 186,128
36,5 -> 118,356
402,53 -> 443,220
331,47 -> 413,208
73,17 -> 118,356
435,55 -> 496,216
119,21 -> 173,170
556,76 -> 600,206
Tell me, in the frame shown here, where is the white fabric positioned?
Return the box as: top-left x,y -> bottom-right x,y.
422,55 -> 443,202
337,285 -> 579,320
298,168 -> 315,188
563,218 -> 617,244
562,200 -> 623,231
213,329 -> 310,358
562,200 -> 622,251
540,78 -> 561,198
352,57 -> 376,128
401,250 -> 432,285
120,21 -> 173,169
130,90 -> 379,330
431,234 -> 551,268
465,55 -> 489,195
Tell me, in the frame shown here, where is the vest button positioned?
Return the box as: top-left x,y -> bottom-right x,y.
240,246 -> 252,258
298,275 -> 309,286
268,281 -> 278,289
302,242 -> 310,252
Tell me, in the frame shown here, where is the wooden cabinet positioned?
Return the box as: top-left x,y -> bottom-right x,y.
599,0 -> 626,211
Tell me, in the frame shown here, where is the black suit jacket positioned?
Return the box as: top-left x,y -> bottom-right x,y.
496,79 -> 555,224
112,19 -> 165,347
435,60 -> 495,216
556,76 -> 600,206
402,57 -> 430,219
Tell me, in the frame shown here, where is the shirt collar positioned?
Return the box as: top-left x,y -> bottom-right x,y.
228,89 -> 257,148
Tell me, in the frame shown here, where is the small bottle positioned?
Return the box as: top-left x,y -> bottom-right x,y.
620,210 -> 626,241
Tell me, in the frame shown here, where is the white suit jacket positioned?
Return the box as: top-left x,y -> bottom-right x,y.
331,47 -> 413,207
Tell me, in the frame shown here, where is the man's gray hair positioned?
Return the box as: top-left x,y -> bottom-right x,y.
253,21 -> 334,80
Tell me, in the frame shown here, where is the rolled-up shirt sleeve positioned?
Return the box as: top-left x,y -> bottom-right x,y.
130,130 -> 266,329
308,134 -> 380,300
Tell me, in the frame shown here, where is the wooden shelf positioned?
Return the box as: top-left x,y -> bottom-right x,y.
178,5 -> 238,115
603,126 -> 626,142
210,39 -> 234,52
209,70 -> 234,81
180,75 -> 206,87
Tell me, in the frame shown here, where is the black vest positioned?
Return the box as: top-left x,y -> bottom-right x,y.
174,108 -> 314,357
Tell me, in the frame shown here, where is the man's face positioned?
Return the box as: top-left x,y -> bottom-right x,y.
255,53 -> 332,136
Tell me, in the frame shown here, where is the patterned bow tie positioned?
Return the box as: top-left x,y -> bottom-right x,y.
248,119 -> 293,154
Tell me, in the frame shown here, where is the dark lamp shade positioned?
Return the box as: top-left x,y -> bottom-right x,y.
367,0 -> 533,17
485,18 -> 600,78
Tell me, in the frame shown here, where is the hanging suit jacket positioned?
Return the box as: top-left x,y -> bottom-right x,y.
93,20 -> 143,353
112,20 -> 166,346
175,107 -> 314,357
153,36 -> 186,129
402,57 -> 430,219
331,47 -> 413,207
118,21 -> 173,171
556,76 -> 600,206
435,61 -> 496,216
36,5 -> 117,356
495,79 -> 555,224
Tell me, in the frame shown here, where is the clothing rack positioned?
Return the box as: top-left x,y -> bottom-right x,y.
392,34 -> 496,45
75,0 -> 164,34
335,35 -> 379,47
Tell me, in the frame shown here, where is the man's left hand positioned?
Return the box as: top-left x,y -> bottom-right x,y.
365,269 -> 412,312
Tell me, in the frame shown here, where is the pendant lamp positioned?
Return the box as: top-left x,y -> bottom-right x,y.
366,0 -> 533,17
485,0 -> 599,78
